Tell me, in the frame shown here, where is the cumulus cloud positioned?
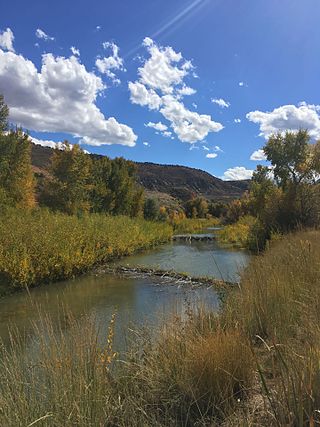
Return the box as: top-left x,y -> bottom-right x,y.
70,46 -> 80,56
206,153 -> 217,159
250,149 -> 266,161
221,166 -> 253,180
95,41 -> 125,84
177,85 -> 196,97
160,95 -> 223,143
128,38 -> 223,144
145,121 -> 167,131
211,98 -> 230,108
0,28 -> 15,52
35,28 -> 55,41
138,37 -> 192,94
246,103 -> 320,139
0,43 -> 137,147
234,118 -> 241,123
129,81 -> 162,110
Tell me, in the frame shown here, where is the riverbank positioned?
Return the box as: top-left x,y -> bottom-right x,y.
0,229 -> 318,425
0,209 -> 173,296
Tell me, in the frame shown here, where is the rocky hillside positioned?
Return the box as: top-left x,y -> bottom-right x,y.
31,144 -> 249,203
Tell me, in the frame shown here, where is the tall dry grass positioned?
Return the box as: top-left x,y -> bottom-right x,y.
224,230 -> 320,425
0,308 -> 254,426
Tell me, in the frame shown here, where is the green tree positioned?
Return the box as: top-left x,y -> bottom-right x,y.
41,143 -> 92,214
263,130 -> 320,228
144,198 -> 159,220
0,130 -> 35,208
264,130 -> 320,188
90,156 -> 114,213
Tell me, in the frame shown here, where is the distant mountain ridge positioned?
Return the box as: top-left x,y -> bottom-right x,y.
31,144 -> 249,203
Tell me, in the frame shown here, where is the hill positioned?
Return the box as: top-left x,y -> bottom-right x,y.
31,144 -> 249,204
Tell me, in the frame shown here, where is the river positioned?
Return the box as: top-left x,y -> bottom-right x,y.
0,232 -> 250,350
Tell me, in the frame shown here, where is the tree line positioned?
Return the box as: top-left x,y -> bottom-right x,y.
0,95 -> 146,217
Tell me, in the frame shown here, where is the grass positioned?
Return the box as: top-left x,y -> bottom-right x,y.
224,229 -> 320,425
0,208 -> 172,294
217,215 -> 257,248
1,226 -> 320,425
0,308 -> 253,427
172,217 -> 220,234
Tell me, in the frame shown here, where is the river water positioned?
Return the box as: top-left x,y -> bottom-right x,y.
0,233 -> 250,349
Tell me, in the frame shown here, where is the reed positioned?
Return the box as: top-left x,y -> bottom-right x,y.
0,208 -> 172,294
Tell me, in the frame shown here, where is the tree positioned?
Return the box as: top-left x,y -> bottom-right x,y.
41,143 -> 92,214
249,165 -> 276,218
264,130 -> 320,188
184,197 -> 208,218
0,130 -> 35,208
90,156 -> 114,213
0,94 -> 9,133
263,130 -> 320,228
144,198 -> 159,220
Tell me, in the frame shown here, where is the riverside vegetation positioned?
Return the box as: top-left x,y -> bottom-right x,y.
0,210 -> 172,295
1,230 -> 319,426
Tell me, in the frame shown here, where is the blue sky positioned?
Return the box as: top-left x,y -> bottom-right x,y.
1,0 -> 320,180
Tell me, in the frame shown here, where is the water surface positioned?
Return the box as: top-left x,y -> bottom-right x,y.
0,236 -> 250,349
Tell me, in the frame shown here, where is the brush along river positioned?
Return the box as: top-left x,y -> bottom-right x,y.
0,230 -> 250,350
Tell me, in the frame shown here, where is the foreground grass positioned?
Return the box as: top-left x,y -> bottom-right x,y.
0,209 -> 172,294
0,309 -> 253,426
1,229 -> 319,425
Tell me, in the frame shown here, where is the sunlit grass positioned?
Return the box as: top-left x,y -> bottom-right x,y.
0,208 -> 172,293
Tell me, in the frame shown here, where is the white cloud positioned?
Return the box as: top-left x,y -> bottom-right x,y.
163,130 -> 173,138
31,136 -> 65,150
160,95 -> 223,143
234,118 -> 241,123
95,41 -> 125,84
128,38 -> 223,144
177,85 -> 196,97
128,81 -> 162,110
31,137 -> 90,153
145,121 -> 167,131
70,46 -> 80,56
35,28 -> 55,41
138,37 -> 192,94
211,98 -> 230,108
221,166 -> 253,180
246,103 -> 320,139
0,28 -> 15,52
250,149 -> 266,161
239,81 -> 244,87
0,45 -> 137,147
143,141 -> 150,147
206,153 -> 217,159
